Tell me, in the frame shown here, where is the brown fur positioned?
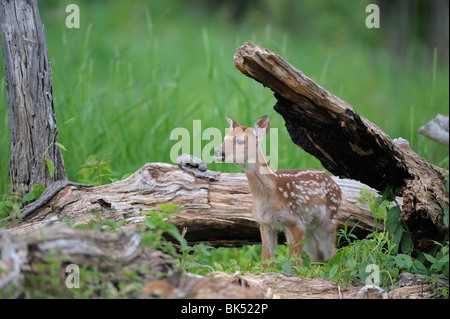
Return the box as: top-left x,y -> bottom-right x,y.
214,115 -> 341,266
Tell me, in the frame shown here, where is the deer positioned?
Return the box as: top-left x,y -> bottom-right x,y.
214,115 -> 341,267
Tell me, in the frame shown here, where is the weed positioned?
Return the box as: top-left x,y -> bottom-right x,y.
76,154 -> 113,186
0,184 -> 46,226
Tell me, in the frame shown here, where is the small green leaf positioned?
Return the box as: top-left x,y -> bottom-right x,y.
385,206 -> 401,234
160,203 -> 179,212
62,217 -> 72,227
46,158 -> 55,178
438,254 -> 449,264
281,259 -> 292,274
328,265 -> 338,279
395,254 -> 412,269
413,259 -> 428,276
22,191 -> 36,203
166,223 -> 188,251
33,184 -> 46,200
423,253 -> 437,264
213,262 -> 223,271
103,219 -> 121,232
54,142 -> 67,151
401,231 -> 413,254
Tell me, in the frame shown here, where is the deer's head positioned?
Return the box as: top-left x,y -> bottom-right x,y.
214,115 -> 269,169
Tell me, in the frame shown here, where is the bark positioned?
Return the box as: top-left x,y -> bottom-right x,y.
233,41 -> 449,250
4,162 -> 397,246
0,0 -> 66,195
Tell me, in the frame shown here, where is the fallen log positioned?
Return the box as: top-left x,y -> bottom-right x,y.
0,224 -> 176,296
2,223 -> 443,299
233,41 -> 449,250
4,162 -> 391,246
212,271 -> 446,299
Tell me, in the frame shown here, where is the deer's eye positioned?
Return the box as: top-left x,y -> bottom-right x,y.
236,139 -> 245,145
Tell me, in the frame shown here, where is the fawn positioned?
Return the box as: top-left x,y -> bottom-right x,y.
214,115 -> 341,266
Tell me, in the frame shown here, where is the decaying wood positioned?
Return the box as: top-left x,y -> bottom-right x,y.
211,271 -> 446,299
418,114 -> 449,146
4,162 -> 396,246
2,224 -> 444,299
0,223 -> 176,295
233,41 -> 449,250
0,0 -> 67,195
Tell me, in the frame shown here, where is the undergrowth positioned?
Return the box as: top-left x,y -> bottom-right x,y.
2,182 -> 448,298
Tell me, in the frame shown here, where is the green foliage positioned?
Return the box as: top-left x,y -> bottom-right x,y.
41,128 -> 68,179
139,204 -> 189,254
76,154 -> 113,186
0,184 -> 46,226
63,212 -> 123,233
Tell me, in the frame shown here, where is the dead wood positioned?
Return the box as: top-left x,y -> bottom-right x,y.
3,162 -> 395,246
0,223 -> 176,295
418,114 -> 449,146
211,271 -> 446,299
1,218 -> 444,299
233,41 -> 449,250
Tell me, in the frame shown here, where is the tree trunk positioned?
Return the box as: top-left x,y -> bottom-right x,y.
0,0 -> 66,195
4,163 -> 398,246
233,41 -> 448,250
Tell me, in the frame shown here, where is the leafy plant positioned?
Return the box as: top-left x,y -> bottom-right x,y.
139,204 -> 189,254
63,211 -> 123,233
0,184 -> 46,226
76,154 -> 113,186
41,125 -> 69,179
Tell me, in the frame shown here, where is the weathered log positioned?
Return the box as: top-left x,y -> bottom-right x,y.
418,114 -> 449,147
4,162 -> 396,246
233,41 -> 449,250
0,0 -> 67,195
0,224 -> 176,296
2,223 -> 443,299
212,271 -> 446,299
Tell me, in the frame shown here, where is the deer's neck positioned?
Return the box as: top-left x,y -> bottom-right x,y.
244,147 -> 275,195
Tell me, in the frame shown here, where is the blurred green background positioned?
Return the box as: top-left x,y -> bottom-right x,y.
0,0 -> 448,194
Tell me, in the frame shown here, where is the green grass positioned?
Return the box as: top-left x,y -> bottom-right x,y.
0,0 -> 448,194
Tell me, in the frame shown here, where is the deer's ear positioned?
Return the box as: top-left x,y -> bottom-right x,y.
253,115 -> 269,142
226,115 -> 240,129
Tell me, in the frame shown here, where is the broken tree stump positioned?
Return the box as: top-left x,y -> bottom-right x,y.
3,163 -> 390,246
418,114 -> 449,147
233,41 -> 449,250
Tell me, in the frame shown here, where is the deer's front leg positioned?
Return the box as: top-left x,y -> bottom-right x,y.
260,225 -> 277,268
285,225 -> 306,266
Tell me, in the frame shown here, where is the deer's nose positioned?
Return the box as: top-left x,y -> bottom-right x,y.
214,146 -> 225,161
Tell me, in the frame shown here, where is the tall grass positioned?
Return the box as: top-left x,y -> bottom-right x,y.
0,1 -> 448,194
